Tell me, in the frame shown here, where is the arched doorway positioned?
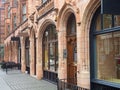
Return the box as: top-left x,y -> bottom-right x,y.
42,24 -> 58,82
67,13 -> 77,84
25,37 -> 30,74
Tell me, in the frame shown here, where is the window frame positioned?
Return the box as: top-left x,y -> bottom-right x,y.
42,24 -> 58,72
90,7 -> 120,88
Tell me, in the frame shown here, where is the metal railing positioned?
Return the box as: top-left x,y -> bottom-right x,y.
57,78 -> 89,90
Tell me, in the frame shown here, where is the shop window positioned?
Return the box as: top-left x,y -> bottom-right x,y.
95,14 -> 120,31
43,25 -> 58,72
96,32 -> 120,82
92,8 -> 120,84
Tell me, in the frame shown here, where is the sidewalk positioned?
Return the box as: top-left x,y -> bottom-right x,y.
0,69 -> 57,90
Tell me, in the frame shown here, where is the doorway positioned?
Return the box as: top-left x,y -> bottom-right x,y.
67,13 -> 77,85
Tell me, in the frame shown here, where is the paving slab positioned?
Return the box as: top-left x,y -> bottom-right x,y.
0,69 -> 57,90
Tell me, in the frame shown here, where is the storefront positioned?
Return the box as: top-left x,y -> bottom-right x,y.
90,7 -> 120,89
42,24 -> 58,82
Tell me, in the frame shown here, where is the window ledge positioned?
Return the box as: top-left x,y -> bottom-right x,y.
91,79 -> 120,89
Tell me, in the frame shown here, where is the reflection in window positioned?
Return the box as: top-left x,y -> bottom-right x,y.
43,25 -> 58,72
114,15 -> 120,27
103,14 -> 112,29
96,31 -> 120,83
95,14 -> 120,31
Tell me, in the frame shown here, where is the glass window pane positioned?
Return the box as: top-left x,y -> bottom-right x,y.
96,31 -> 120,83
49,43 -> 55,71
103,14 -> 112,29
43,25 -> 58,72
44,43 -> 48,70
114,15 -> 120,27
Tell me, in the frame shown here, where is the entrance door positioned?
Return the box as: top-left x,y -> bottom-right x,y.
67,36 -> 77,84
67,13 -> 77,85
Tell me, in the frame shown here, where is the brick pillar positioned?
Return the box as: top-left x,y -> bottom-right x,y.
30,35 -> 35,76
77,26 -> 90,89
36,37 -> 43,79
58,28 -> 67,80
21,37 -> 26,73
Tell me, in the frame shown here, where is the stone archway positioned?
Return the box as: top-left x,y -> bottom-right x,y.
57,4 -> 77,81
76,0 -> 100,89
36,19 -> 56,79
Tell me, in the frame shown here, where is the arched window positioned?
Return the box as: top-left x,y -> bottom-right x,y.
43,24 -> 58,72
91,8 -> 120,85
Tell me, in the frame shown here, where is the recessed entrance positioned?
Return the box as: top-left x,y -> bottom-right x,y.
67,13 -> 77,85
25,37 -> 30,74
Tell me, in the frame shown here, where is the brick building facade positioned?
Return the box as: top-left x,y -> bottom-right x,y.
3,0 -> 120,89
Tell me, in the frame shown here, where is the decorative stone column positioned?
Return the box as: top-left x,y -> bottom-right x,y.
77,25 -> 90,89
36,37 -> 43,79
20,37 -> 26,73
58,29 -> 67,80
30,34 -> 35,76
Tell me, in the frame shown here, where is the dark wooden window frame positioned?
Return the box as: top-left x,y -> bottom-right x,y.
90,7 -> 120,89
42,24 -> 58,72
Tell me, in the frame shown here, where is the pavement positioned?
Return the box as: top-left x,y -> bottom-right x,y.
0,69 -> 57,90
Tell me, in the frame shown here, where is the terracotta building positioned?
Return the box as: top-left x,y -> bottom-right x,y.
3,0 -> 120,89
0,0 -> 5,61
